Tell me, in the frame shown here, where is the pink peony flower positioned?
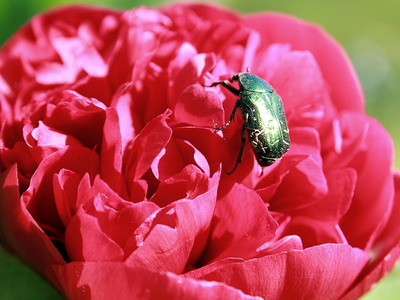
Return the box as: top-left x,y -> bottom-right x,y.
0,3 -> 399,299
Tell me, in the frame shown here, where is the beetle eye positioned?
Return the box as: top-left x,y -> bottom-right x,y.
269,89 -> 274,94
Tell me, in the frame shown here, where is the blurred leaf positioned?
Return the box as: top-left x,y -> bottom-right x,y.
0,246 -> 64,300
362,262 -> 400,300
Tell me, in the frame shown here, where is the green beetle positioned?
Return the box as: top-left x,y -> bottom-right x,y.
211,72 -> 290,174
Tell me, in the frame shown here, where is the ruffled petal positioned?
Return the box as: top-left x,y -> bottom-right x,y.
52,261 -> 261,300
188,244 -> 369,300
0,165 -> 64,271
244,13 -> 364,112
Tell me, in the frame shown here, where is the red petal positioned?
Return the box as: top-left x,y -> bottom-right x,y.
34,12 -> 108,84
0,141 -> 37,180
125,184 -> 217,273
201,182 -> 278,263
150,164 -> 217,207
188,244 -> 369,300
266,128 -> 328,213
173,127 -> 228,177
244,13 -> 364,112
0,165 -> 64,272
284,217 -> 348,247
65,204 -> 124,261
168,42 -> 215,100
75,175 -> 158,250
256,235 -> 303,257
266,49 -> 335,121
100,108 -> 127,197
341,172 -> 400,299
22,145 -> 99,232
303,168 -> 356,222
52,261 -> 260,300
53,169 -> 81,227
174,84 -> 224,128
43,90 -> 106,150
282,168 -> 356,247
257,127 -> 323,203
152,138 -> 211,180
124,110 -> 172,183
337,114 -> 394,250
166,4 -> 239,24
27,121 -> 82,164
36,62 -> 76,84
111,83 -> 136,154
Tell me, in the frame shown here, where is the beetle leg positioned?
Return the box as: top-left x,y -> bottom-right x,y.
214,100 -> 241,131
210,80 -> 240,95
226,113 -> 248,175
241,102 -> 257,130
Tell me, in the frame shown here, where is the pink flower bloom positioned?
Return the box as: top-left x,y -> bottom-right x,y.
0,4 -> 399,299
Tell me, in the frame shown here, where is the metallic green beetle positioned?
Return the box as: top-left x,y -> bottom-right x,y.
211,72 -> 290,174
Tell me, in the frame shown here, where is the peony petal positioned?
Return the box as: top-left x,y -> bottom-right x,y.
75,175 -> 158,250
244,13 -> 364,112
130,61 -> 171,125
48,262 -> 86,299
283,217 -> 348,247
77,44 -> 108,78
50,35 -> 108,80
173,127 -> 228,176
169,51 -> 216,105
152,138 -> 211,181
191,141 -> 211,176
188,244 -> 369,300
200,182 -> 278,264
335,114 -> 394,250
100,108 -> 127,197
302,168 -> 356,222
150,164 -> 217,207
169,3 -> 240,24
266,128 -> 328,213
42,90 -> 107,150
36,62 -> 76,85
22,145 -> 99,234
111,83 -> 136,154
125,183 -> 217,273
27,121 -> 82,164
0,74 -> 12,96
0,141 -> 37,181
285,127 -> 323,165
266,49 -> 335,122
125,110 -> 172,186
256,126 -> 323,203
152,139 -> 194,180
52,261 -> 261,300
341,172 -> 400,298
30,121 -> 81,149
256,235 -> 303,257
0,165 -> 64,272
174,84 -> 224,128
280,168 -> 356,247
65,204 -> 124,262
53,169 -> 81,227
276,158 -> 326,204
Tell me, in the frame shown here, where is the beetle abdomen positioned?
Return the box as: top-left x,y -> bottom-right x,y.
247,127 -> 288,166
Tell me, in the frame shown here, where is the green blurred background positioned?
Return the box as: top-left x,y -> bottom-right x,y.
0,0 -> 399,299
